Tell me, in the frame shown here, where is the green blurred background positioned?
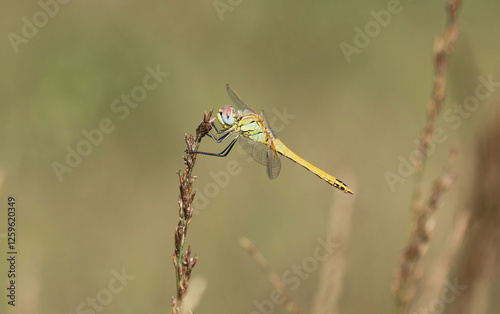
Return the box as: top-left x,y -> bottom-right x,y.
1,1 -> 499,313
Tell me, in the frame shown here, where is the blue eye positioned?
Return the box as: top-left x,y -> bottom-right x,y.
221,106 -> 234,125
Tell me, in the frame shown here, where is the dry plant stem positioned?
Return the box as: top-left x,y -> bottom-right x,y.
412,0 -> 460,212
240,237 -> 301,314
311,188 -> 355,314
447,111 -> 500,314
411,210 -> 470,314
172,110 -> 213,314
393,1 -> 461,311
394,147 -> 458,312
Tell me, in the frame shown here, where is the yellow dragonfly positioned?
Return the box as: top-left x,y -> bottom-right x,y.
191,85 -> 353,194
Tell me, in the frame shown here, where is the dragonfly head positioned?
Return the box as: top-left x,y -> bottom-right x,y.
217,106 -> 236,128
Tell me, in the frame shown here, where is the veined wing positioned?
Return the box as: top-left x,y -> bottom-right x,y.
260,110 -> 277,138
226,85 -> 277,137
239,135 -> 281,179
226,84 -> 258,114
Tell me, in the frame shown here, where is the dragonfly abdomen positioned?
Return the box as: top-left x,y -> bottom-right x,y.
272,139 -> 353,194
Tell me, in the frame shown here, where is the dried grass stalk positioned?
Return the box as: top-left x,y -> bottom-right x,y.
446,110 -> 500,314
393,0 -> 462,312
393,147 -> 457,312
240,237 -> 301,314
412,0 -> 460,210
172,110 -> 214,314
310,183 -> 355,314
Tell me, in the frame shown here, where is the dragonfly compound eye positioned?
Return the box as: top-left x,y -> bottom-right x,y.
221,106 -> 234,126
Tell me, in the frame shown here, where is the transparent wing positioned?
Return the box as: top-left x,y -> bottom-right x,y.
239,136 -> 281,179
239,136 -> 268,165
266,148 -> 281,179
226,84 -> 258,114
260,110 -> 277,138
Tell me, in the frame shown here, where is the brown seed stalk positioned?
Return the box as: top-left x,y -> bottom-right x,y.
393,0 -> 461,312
172,109 -> 214,314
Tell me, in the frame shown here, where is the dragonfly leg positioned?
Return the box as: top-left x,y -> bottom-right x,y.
207,128 -> 235,143
210,123 -> 226,134
186,136 -> 239,157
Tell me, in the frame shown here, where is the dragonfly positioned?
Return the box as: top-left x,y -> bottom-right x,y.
190,85 -> 353,194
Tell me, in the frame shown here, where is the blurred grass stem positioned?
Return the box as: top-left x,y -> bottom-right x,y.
240,237 -> 301,314
411,0 -> 460,214
393,0 -> 461,312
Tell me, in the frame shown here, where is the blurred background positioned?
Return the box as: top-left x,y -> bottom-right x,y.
1,1 -> 499,313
